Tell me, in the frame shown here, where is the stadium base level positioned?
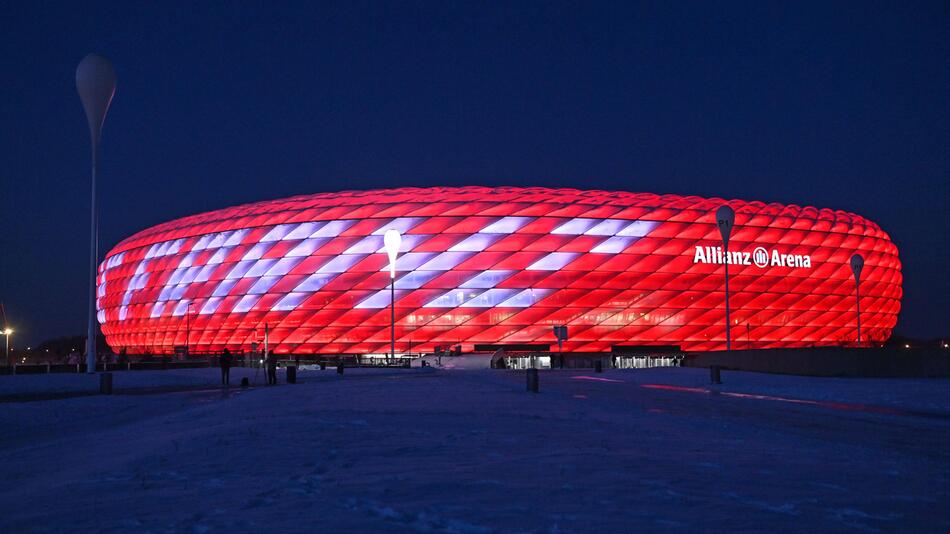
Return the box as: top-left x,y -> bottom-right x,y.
489,351 -> 685,370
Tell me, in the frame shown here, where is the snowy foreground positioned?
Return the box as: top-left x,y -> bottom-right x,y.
0,362 -> 948,533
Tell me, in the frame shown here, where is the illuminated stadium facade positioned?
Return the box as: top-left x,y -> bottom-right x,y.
96,187 -> 902,354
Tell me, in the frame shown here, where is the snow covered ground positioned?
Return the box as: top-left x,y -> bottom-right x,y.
0,364 -> 947,532
0,367 -> 263,397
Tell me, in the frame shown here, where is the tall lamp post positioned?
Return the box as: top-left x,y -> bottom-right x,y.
850,253 -> 864,347
3,328 -> 12,367
77,54 -> 117,374
384,229 -> 402,363
716,205 -> 735,351
185,301 -> 194,360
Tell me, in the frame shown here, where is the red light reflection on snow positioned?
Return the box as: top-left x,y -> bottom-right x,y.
640,384 -> 709,394
571,376 -> 625,383
640,384 -> 907,416
719,391 -> 904,415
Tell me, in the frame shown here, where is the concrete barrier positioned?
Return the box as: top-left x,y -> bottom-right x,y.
526,368 -> 539,392
99,373 -> 113,394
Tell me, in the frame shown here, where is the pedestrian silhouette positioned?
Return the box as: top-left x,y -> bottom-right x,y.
220,348 -> 233,386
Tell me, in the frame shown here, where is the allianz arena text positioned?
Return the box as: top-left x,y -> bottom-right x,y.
96,187 -> 902,354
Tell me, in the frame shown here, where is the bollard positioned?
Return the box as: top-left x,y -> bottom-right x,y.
710,365 -> 721,384
526,368 -> 539,393
337,363 -> 344,375
99,373 -> 113,395
241,377 -> 250,388
287,365 -> 297,384
594,360 -> 603,373
320,361 -> 326,371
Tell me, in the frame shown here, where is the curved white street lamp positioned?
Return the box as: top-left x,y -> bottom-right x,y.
716,205 -> 735,351
850,253 -> 864,346
76,54 -> 116,373
384,229 -> 402,362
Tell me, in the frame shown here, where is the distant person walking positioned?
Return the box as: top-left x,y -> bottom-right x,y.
220,348 -> 233,386
266,351 -> 278,385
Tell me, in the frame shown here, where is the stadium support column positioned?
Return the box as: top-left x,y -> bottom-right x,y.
76,54 -> 116,374
384,230 -> 402,363
716,205 -> 735,351
850,254 -> 864,346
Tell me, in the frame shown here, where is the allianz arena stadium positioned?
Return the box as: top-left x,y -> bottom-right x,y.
96,187 -> 902,354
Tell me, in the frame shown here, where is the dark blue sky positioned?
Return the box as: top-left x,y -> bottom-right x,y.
2,1 -> 947,344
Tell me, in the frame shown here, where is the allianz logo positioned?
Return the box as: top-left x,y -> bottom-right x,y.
693,246 -> 812,269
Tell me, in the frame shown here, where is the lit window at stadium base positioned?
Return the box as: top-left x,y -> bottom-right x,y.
96,187 -> 902,354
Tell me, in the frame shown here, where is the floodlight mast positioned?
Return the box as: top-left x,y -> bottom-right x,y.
716,205 -> 735,351
384,230 -> 402,363
76,54 -> 116,373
